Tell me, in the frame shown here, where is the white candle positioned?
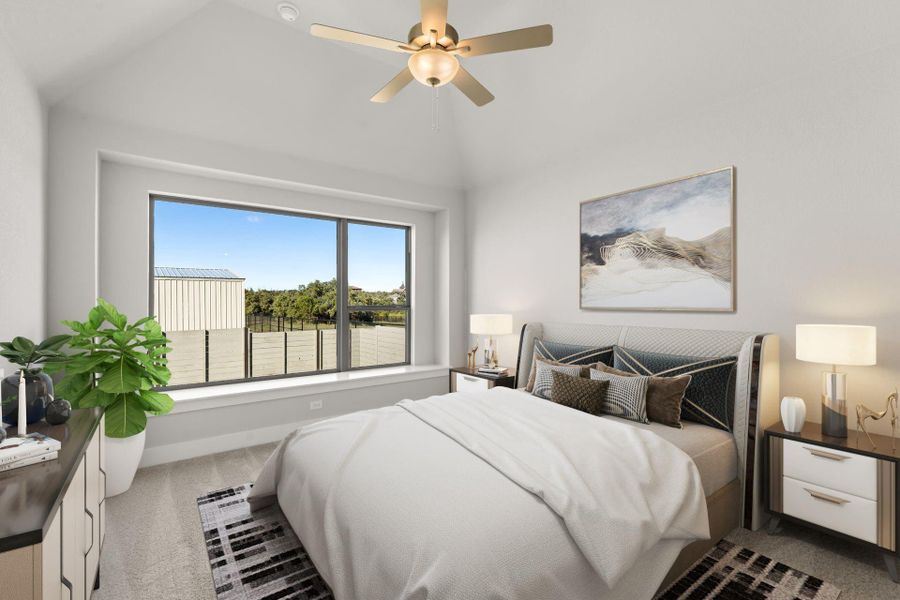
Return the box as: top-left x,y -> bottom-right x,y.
18,371 -> 27,437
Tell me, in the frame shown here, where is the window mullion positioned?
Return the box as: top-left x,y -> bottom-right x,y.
337,218 -> 350,371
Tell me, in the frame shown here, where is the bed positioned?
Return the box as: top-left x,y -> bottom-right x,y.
249,323 -> 780,599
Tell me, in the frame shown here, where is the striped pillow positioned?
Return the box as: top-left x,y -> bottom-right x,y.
612,346 -> 737,431
589,368 -> 650,424
532,360 -> 584,400
525,340 -> 614,391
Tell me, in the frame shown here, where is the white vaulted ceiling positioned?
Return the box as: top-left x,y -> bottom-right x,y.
2,0 -> 900,188
0,0 -> 215,102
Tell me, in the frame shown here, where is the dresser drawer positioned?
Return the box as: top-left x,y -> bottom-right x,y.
783,476 -> 877,543
453,372 -> 491,393
783,439 -> 877,500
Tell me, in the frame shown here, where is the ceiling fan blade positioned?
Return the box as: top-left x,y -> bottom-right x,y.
452,66 -> 494,106
310,24 -> 407,53
459,24 -> 553,57
371,68 -> 415,103
420,0 -> 448,42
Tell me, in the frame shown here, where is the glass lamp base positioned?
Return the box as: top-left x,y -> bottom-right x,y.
821,371 -> 848,438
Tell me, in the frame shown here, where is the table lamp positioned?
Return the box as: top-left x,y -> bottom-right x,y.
470,314 -> 513,368
796,324 -> 876,437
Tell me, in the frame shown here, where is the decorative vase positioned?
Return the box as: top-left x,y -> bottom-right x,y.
781,396 -> 807,433
1,370 -> 53,426
105,430 -> 146,497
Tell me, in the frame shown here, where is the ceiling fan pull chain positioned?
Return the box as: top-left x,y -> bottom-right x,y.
432,85 -> 440,132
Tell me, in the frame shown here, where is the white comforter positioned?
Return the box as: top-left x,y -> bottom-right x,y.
249,388 -> 709,600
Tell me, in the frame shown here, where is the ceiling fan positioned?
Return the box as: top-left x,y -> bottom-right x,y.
310,0 -> 553,107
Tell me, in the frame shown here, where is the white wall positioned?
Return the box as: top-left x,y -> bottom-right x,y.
47,108 -> 466,460
0,35 -> 46,374
467,43 -> 900,435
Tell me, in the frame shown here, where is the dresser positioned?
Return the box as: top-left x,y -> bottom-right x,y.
0,408 -> 106,599
449,366 -> 517,393
766,422 -> 898,582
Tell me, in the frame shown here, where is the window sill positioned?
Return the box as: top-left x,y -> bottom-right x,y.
162,365 -> 449,415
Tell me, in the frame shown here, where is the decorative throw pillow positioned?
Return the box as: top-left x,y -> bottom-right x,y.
549,371 -> 609,416
612,346 -> 737,431
525,340 -> 614,391
531,360 -> 584,400
589,369 -> 651,424
525,356 -> 589,392
592,363 -> 690,428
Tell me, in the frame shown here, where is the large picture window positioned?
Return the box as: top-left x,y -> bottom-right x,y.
150,196 -> 410,388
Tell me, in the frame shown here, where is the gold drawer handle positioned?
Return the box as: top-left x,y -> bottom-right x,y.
804,488 -> 849,505
804,446 -> 849,461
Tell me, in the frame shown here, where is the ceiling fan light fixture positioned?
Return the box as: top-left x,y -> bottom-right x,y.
408,48 -> 459,87
309,0 -> 552,107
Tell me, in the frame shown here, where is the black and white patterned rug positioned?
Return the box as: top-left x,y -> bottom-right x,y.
199,486 -> 841,600
197,484 -> 334,600
656,539 -> 841,600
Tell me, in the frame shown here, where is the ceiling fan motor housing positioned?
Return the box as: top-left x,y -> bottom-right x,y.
408,22 -> 459,49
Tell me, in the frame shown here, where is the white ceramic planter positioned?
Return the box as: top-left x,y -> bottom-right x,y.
781,396 -> 807,433
105,430 -> 146,497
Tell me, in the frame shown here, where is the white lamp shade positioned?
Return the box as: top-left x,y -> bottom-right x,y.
470,314 -> 513,336
795,324 -> 876,366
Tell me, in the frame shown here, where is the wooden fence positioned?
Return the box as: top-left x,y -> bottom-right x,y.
165,325 -> 405,386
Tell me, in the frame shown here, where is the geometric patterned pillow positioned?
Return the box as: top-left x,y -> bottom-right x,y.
588,368 -> 650,424
531,360 -> 585,400
549,371 -> 609,416
525,340 -> 614,391
613,346 -> 737,431
591,363 -> 690,429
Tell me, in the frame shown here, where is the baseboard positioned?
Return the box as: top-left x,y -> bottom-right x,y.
138,417 -> 323,468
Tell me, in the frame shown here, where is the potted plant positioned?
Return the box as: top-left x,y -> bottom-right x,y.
57,299 -> 174,496
1,335 -> 70,426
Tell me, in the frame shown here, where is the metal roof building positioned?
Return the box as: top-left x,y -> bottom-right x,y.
153,266 -> 245,332
154,267 -> 244,280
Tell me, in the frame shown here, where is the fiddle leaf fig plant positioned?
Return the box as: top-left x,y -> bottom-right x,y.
0,335 -> 71,373
56,298 -> 174,438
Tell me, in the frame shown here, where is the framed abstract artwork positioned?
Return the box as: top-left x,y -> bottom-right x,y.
580,167 -> 735,312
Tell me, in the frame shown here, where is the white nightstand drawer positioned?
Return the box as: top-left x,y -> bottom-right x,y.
783,439 -> 877,500
783,476 -> 877,543
454,372 -> 490,393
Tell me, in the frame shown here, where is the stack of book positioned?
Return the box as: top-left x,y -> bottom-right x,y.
0,432 -> 61,472
477,366 -> 509,376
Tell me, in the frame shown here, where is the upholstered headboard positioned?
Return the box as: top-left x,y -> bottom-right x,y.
515,322 -> 780,531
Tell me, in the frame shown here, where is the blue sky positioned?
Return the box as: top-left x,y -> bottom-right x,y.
154,200 -> 406,291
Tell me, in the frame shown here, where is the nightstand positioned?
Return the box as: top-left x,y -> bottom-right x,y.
449,366 -> 517,393
765,422 -> 899,582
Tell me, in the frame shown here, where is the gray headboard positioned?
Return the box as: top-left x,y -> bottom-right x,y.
515,322 -> 780,531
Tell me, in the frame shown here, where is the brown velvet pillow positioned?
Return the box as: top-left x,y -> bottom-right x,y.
549,371 -> 609,416
592,363 -> 690,428
525,354 -> 590,392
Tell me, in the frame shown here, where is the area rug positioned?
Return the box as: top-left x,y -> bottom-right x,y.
198,488 -> 841,600
656,539 -> 841,599
197,483 -> 334,600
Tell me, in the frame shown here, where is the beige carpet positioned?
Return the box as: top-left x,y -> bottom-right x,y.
94,443 -> 277,600
95,444 -> 898,599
